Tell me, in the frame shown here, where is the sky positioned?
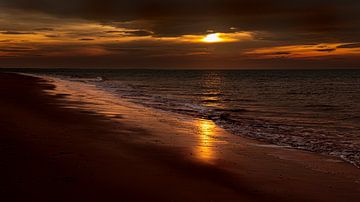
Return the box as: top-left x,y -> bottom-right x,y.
0,0 -> 359,69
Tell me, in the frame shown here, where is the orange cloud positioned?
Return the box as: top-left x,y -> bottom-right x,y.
246,43 -> 360,59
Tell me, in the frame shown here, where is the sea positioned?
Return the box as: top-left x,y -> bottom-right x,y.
5,69 -> 360,167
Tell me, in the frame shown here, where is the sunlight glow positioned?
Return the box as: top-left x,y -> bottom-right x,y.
202,33 -> 223,43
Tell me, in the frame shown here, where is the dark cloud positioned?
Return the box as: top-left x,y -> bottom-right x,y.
274,52 -> 291,55
79,38 -> 95,41
45,34 -> 60,38
105,31 -> 123,34
1,31 -> 36,35
316,48 -> 337,52
0,49 -> 27,52
337,43 -> 360,48
33,28 -> 55,31
0,0 -> 359,68
1,0 -> 359,39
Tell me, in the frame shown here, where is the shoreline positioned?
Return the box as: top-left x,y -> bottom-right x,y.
1,72 -> 360,201
37,71 -> 360,168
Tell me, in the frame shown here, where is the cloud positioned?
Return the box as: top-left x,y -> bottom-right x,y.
0,49 -> 28,52
33,28 -> 55,31
0,0 -> 359,68
1,0 -> 359,39
316,48 -> 336,52
0,31 -> 37,35
0,39 -> 13,42
45,34 -> 60,38
244,43 -> 358,59
79,38 -> 95,41
123,30 -> 153,37
337,43 -> 360,49
274,52 -> 291,55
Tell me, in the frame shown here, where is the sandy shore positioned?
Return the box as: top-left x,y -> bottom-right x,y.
0,72 -> 359,202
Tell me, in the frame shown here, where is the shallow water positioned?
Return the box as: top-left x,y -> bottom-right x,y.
12,69 -> 360,167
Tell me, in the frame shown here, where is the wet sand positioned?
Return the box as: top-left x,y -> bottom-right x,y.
0,72 -> 359,201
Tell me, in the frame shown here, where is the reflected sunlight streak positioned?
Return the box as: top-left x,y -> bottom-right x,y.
196,119 -> 217,162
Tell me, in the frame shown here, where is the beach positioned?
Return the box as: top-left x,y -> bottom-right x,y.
1,72 -> 360,202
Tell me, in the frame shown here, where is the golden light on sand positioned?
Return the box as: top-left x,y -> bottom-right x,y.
199,119 -> 215,136
202,33 -> 223,43
196,119 -> 217,162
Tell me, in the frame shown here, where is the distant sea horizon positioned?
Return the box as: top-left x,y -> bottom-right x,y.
2,67 -> 360,71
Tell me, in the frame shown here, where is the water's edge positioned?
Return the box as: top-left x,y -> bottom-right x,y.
18,72 -> 360,168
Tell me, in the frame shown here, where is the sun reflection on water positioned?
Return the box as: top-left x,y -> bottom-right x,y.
196,119 -> 217,162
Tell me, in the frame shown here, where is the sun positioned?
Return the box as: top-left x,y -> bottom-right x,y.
202,33 -> 223,43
